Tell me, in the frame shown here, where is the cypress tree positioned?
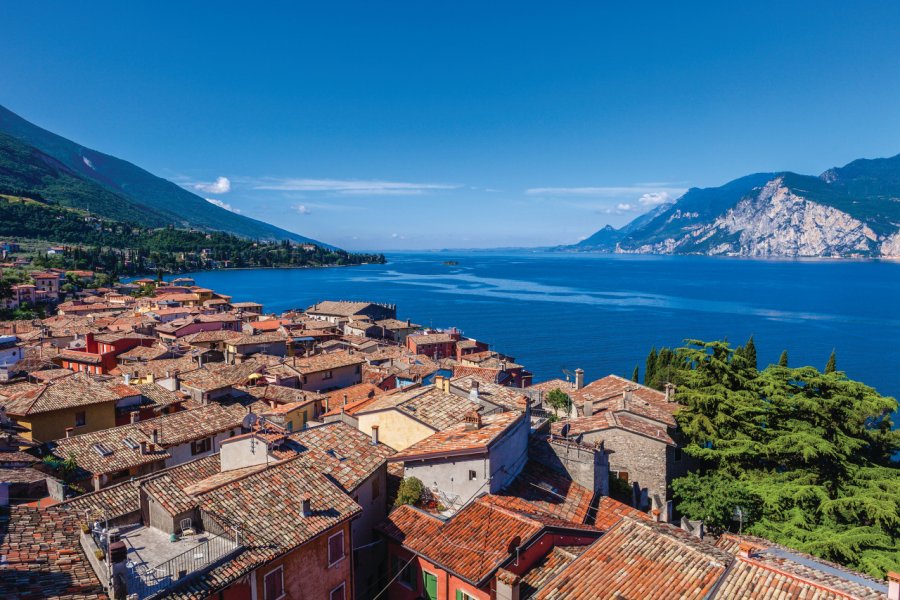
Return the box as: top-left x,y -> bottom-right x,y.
825,350 -> 837,374
644,347 -> 658,387
632,365 -> 639,382
778,350 -> 789,367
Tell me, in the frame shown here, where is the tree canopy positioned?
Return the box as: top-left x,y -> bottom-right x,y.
668,339 -> 900,579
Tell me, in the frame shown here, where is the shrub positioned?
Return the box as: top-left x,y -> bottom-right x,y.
394,476 -> 424,507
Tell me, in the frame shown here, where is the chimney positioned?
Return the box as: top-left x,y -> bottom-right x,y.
623,387 -> 633,403
152,429 -> 159,444
665,383 -> 675,402
324,397 -> 330,412
887,572 -> 900,600
464,408 -> 483,430
574,368 -> 584,390
130,411 -> 139,424
269,400 -> 277,410
371,425 -> 379,445
469,380 -> 480,401
343,393 -> 348,406
495,568 -> 521,600
406,319 -> 411,327
123,373 -> 131,386
65,427 -> 74,438
738,541 -> 757,559
140,441 -> 148,455
583,399 -> 593,417
301,494 -> 312,517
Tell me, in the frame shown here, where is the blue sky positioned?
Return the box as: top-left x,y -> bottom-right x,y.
3,2 -> 900,250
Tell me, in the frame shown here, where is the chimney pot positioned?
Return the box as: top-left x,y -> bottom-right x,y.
574,368 -> 584,390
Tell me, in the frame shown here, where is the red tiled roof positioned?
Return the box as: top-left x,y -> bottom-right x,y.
534,517 -> 732,599
593,496 -> 652,530
0,506 -> 108,599
380,495 -> 597,585
491,461 -> 595,524
390,411 -> 524,461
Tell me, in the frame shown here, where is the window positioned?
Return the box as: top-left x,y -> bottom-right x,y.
328,531 -> 345,566
191,437 -> 212,455
329,583 -> 346,600
323,370 -> 334,380
392,556 -> 415,588
468,469 -> 477,481
74,411 -> 86,427
673,447 -> 683,462
456,590 -> 477,600
263,566 -> 284,600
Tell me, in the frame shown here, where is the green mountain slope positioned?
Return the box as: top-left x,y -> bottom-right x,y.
0,104 -> 332,247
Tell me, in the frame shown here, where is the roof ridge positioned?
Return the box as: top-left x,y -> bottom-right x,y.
626,517 -> 732,565
730,555 -> 864,600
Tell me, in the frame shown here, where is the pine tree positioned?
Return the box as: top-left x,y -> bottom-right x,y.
825,349 -> 837,374
632,365 -> 639,382
778,350 -> 789,367
744,335 -> 758,370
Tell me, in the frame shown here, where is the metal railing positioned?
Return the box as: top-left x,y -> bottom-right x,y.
124,533 -> 242,599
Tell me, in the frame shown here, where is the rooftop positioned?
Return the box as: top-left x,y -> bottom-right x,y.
391,410 -> 524,461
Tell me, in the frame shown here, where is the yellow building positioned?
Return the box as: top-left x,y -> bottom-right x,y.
2,373 -> 120,442
354,385 -> 477,451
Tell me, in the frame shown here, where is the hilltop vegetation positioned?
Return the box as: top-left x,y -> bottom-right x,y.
0,104 -> 329,244
650,339 -> 900,578
0,194 -> 384,276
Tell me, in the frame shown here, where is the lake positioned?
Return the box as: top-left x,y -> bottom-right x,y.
176,251 -> 900,403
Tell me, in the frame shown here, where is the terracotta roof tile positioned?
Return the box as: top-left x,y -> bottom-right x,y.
391,411 -> 524,461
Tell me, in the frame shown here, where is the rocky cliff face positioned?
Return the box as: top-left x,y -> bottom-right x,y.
618,178 -> 885,257
571,153 -> 900,258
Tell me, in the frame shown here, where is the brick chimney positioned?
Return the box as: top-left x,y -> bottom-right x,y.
887,572 -> 899,600
574,368 -> 584,390
495,568 -> 521,600
464,408 -> 483,430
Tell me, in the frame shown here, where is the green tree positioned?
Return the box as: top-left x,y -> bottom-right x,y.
545,388 -> 571,417
395,476 -> 424,507
670,339 -> 900,578
778,350 -> 789,367
825,350 -> 837,374
644,347 -> 658,388
631,365 -> 640,382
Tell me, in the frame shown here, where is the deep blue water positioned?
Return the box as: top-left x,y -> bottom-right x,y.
175,251 -> 900,404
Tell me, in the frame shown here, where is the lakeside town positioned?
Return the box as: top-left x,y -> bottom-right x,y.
0,269 -> 897,600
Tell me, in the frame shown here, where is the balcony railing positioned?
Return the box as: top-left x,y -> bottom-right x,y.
122,532 -> 242,599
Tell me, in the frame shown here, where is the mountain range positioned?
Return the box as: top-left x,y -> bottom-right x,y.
0,104 -> 332,247
569,155 -> 900,257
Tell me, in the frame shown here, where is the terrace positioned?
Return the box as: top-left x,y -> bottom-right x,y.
82,521 -> 242,599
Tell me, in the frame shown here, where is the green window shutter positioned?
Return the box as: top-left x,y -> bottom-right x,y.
456,590 -> 464,600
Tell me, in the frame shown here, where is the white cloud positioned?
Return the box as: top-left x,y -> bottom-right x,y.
391,233 -> 405,239
252,178 -> 460,196
206,198 -> 241,213
638,191 -> 674,206
194,176 -> 232,194
617,203 -> 637,211
295,205 -> 312,215
526,184 -> 685,198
